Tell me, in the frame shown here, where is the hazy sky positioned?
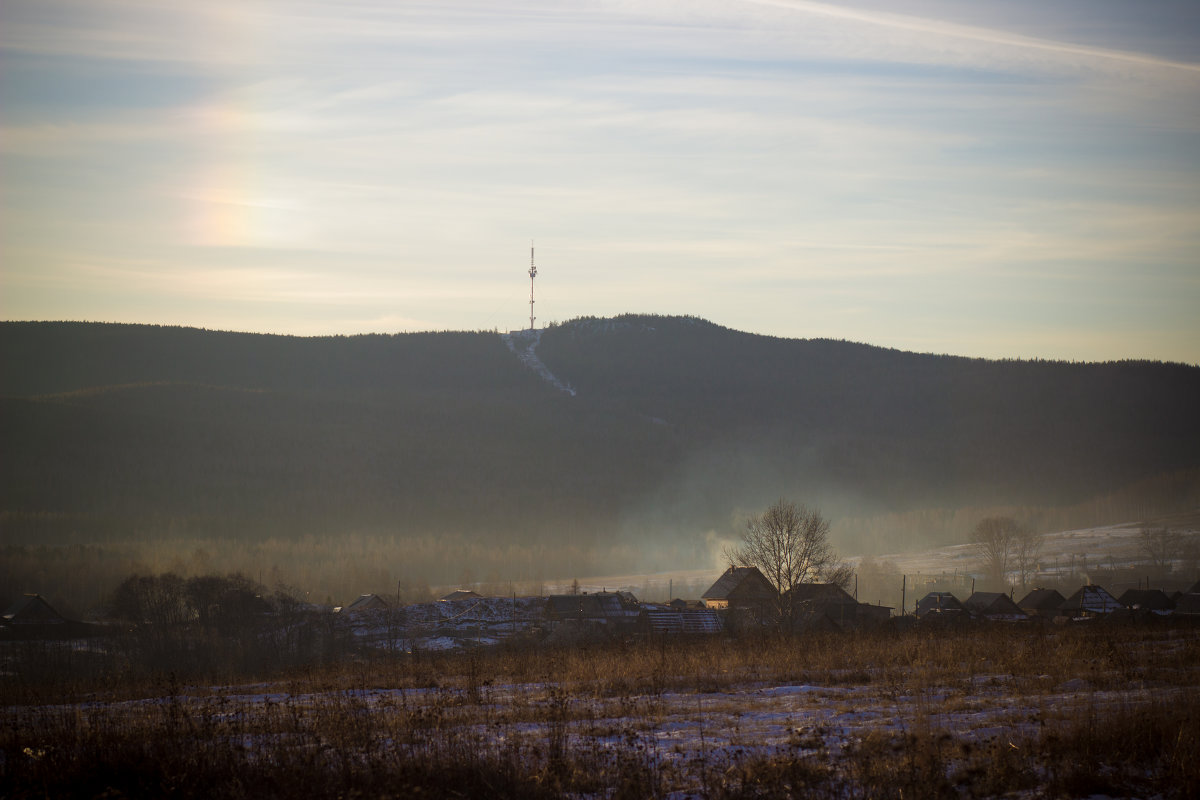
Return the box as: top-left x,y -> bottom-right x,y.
3,0 -> 1198,363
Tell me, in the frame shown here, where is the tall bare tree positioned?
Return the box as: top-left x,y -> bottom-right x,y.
1139,527 -> 1184,574
972,516 -> 1020,588
724,499 -> 848,620
1012,525 -> 1044,590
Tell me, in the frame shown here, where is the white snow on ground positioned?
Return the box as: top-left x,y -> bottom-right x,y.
501,329 -> 576,396
29,655 -> 1195,799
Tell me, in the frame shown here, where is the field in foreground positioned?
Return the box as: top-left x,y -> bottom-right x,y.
4,625 -> 1198,799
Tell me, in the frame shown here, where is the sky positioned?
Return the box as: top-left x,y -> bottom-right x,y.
2,0 -> 1198,363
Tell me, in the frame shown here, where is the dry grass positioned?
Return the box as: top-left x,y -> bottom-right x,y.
3,623 -> 1198,798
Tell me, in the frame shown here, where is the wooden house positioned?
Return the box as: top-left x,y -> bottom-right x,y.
1058,585 -> 1121,618
1017,588 -> 1065,619
341,594 -> 390,613
787,583 -> 859,630
2,594 -> 67,626
915,592 -> 965,618
963,592 -> 1028,621
1117,589 -> 1174,614
701,567 -> 777,611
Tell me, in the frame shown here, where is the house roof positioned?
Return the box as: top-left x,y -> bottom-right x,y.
963,592 -> 1027,618
1059,585 -> 1121,615
1017,588 -> 1065,614
2,594 -> 66,625
440,590 -> 482,602
701,567 -> 776,601
345,594 -> 389,612
545,593 -> 630,620
1117,589 -> 1174,611
915,592 -> 964,616
788,583 -> 857,606
1175,593 -> 1200,615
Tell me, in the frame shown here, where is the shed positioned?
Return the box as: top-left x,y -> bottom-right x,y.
1017,588 -> 1066,618
963,592 -> 1028,620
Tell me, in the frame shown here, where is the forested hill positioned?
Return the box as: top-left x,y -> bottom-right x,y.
2,318 -> 1198,569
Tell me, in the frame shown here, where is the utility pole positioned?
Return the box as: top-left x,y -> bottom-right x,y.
528,242 -> 537,331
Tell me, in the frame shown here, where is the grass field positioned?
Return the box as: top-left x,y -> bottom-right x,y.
3,622 -> 1198,798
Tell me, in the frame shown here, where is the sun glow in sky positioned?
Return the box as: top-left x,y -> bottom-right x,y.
2,0 -> 1198,362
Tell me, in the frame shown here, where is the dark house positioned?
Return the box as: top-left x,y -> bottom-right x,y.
1117,589 -> 1175,614
342,594 -> 390,613
788,583 -> 860,630
1059,585 -> 1121,618
963,592 -> 1028,621
702,567 -> 777,612
915,592 -> 965,618
3,594 -> 66,626
544,592 -> 640,628
1017,588 -> 1066,619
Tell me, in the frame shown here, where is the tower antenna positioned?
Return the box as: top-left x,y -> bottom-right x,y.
528,241 -> 537,331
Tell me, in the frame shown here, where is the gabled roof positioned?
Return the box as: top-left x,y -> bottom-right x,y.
345,594 -> 389,612
1017,588 -> 1065,615
702,567 -> 776,601
545,593 -> 628,619
440,590 -> 482,602
788,583 -> 857,606
2,594 -> 66,625
915,592 -> 964,617
1175,594 -> 1200,615
1117,589 -> 1174,611
1059,585 -> 1120,615
963,592 -> 1027,618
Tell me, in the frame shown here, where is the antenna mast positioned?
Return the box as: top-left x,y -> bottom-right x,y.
528,241 -> 537,331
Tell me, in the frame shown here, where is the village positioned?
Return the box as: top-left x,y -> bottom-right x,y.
5,561 -> 1200,657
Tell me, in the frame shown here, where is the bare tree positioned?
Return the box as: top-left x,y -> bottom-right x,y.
724,499 -> 848,621
972,516 -> 1020,588
1139,527 -> 1184,574
1012,525 -> 1044,590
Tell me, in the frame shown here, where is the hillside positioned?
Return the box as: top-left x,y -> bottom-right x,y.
2,317 -> 1199,588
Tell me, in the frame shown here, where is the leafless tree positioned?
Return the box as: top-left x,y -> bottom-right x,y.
724,499 -> 848,620
1139,527 -> 1184,574
972,516 -> 1021,588
1012,525 -> 1044,590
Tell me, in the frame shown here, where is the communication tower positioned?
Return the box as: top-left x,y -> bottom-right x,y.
528,242 -> 537,331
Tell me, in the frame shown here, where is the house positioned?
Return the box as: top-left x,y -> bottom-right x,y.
787,583 -> 860,630
915,592 -> 965,618
440,589 -> 482,602
544,592 -> 640,627
963,592 -> 1028,621
1058,585 -> 1121,618
1174,593 -> 1200,616
701,567 -> 777,614
1017,588 -> 1066,619
341,594 -> 390,613
2,594 -> 67,626
1117,589 -> 1175,614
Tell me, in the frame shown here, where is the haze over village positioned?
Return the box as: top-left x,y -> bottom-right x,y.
3,1 -> 1200,797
